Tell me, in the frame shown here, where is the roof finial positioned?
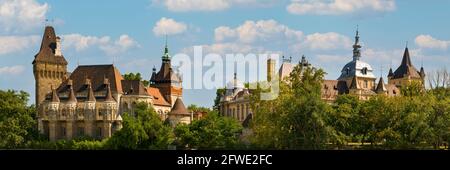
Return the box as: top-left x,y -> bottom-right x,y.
352,25 -> 362,61
165,34 -> 168,48
406,41 -> 408,48
356,24 -> 359,36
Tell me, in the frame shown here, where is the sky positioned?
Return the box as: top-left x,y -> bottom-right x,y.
0,0 -> 449,108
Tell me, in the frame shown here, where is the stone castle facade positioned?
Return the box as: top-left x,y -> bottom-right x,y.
34,26 -> 191,141
219,28 -> 426,122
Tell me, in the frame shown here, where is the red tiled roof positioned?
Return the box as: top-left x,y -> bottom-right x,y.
146,87 -> 171,106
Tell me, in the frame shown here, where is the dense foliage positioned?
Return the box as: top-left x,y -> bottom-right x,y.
174,112 -> 243,149
248,63 -> 450,150
123,72 -> 150,87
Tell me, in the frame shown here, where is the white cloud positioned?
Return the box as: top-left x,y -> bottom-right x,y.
0,35 -> 40,55
214,26 -> 236,42
62,34 -> 139,55
415,35 -> 449,50
287,0 -> 396,15
0,0 -> 49,32
190,19 -> 355,55
295,32 -> 352,50
214,20 -> 303,44
0,65 -> 25,75
153,17 -> 188,36
154,0 -> 275,12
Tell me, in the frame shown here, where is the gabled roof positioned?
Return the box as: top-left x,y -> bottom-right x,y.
122,80 -> 149,96
392,47 -> 421,79
146,87 -> 171,106
321,80 -> 348,100
33,26 -> 67,65
57,65 -> 123,94
169,98 -> 190,115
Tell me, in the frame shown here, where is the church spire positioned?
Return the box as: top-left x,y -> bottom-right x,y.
162,35 -> 170,61
352,26 -> 362,61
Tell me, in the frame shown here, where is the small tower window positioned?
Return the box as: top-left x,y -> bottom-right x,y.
361,67 -> 368,75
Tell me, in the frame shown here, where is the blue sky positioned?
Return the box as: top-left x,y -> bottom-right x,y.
1,0 -> 449,107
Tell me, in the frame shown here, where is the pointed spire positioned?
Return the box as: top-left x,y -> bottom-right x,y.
420,66 -> 426,78
104,79 -> 114,102
352,25 -> 362,61
51,86 -> 60,102
388,67 -> 394,77
376,77 -> 387,93
85,78 -> 96,102
162,35 -> 170,61
67,80 -> 77,103
401,46 -> 413,66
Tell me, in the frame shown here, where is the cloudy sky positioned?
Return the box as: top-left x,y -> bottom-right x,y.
1,0 -> 449,107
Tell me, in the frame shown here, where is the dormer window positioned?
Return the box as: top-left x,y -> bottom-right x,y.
361,67 -> 368,75
346,67 -> 350,75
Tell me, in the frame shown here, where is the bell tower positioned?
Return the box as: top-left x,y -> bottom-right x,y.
33,26 -> 68,107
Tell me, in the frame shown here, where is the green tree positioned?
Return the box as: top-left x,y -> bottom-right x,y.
213,88 -> 225,111
187,104 -> 211,113
106,102 -> 173,149
250,64 -> 334,149
427,89 -> 450,149
123,72 -> 150,87
173,111 -> 243,149
0,90 -> 38,149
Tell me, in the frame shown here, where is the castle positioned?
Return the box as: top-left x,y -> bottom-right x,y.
219,28 -> 426,122
34,26 -> 191,141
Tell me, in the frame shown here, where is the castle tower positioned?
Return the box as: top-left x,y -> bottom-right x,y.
149,42 -> 183,106
33,26 -> 68,107
337,27 -> 376,100
388,46 -> 424,88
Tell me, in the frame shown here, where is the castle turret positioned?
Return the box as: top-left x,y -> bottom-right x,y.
375,77 -> 387,94
85,78 -> 96,111
388,46 -> 423,88
48,86 -> 60,112
149,42 -> 183,106
33,26 -> 68,107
